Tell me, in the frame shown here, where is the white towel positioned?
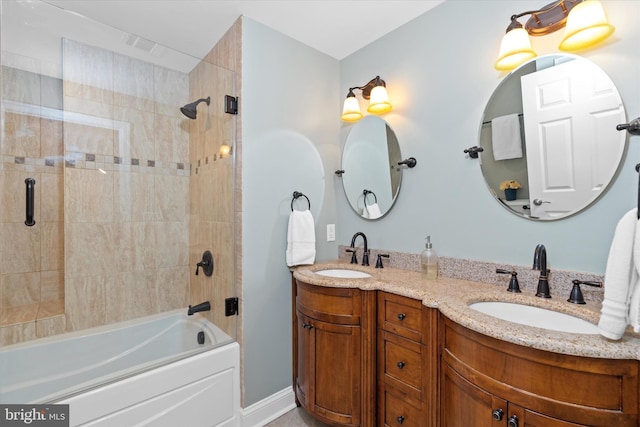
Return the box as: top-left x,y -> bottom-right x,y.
286,210 -> 316,267
491,113 -> 523,161
630,213 -> 640,333
362,203 -> 382,219
598,208 -> 638,340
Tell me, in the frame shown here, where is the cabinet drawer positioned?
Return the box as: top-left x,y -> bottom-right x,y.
383,390 -> 424,427
381,331 -> 423,392
296,280 -> 361,325
378,292 -> 423,341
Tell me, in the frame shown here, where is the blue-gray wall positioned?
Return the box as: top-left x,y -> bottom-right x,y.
338,0 -> 640,274
241,18 -> 340,406
240,0 -> 640,406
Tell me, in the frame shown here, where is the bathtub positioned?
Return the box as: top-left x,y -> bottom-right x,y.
0,309 -> 240,426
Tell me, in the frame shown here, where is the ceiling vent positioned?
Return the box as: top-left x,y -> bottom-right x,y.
122,33 -> 161,55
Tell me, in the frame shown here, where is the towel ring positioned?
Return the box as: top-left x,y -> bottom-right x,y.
363,189 -> 377,205
291,191 -> 311,211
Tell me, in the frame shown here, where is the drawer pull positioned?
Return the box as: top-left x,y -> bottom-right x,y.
396,415 -> 405,424
491,409 -> 504,421
397,313 -> 406,321
397,361 -> 406,369
508,415 -> 519,427
302,322 -> 313,330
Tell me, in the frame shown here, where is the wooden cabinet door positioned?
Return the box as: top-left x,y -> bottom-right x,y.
297,310 -> 362,426
295,312 -> 313,409
313,317 -> 362,426
441,362 -> 506,427
508,404 -> 587,427
442,364 -> 588,427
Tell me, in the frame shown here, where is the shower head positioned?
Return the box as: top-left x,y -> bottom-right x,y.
180,96 -> 210,119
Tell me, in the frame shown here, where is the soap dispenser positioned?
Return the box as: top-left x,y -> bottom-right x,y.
421,236 -> 439,280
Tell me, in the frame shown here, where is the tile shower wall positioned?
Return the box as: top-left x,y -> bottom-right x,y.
62,39 -> 191,333
0,65 -> 65,343
1,32 -> 239,345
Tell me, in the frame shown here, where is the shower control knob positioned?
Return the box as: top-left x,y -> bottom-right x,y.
195,250 -> 214,276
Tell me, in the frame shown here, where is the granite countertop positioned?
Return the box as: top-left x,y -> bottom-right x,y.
293,261 -> 640,361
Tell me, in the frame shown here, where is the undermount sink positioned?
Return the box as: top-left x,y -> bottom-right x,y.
314,269 -> 372,279
469,301 -> 600,334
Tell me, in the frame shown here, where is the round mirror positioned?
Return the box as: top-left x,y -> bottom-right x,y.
479,54 -> 626,220
341,116 -> 402,219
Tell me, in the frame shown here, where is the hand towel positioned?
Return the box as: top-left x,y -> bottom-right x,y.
598,208 -> 638,340
629,212 -> 640,332
286,209 -> 316,267
362,203 -> 382,220
491,113 -> 523,161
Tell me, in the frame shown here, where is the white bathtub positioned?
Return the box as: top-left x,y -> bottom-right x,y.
0,309 -> 240,426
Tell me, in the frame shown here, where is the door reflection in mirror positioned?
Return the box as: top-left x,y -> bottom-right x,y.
479,54 -> 626,221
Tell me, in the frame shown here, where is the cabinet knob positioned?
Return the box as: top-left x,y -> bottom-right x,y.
508,415 -> 519,427
397,361 -> 406,369
302,322 -> 313,330
396,415 -> 405,424
491,408 -> 504,421
397,313 -> 406,321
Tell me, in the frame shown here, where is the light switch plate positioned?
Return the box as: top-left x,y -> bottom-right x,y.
326,224 -> 335,242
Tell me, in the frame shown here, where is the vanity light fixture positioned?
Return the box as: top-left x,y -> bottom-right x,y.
495,0 -> 614,71
341,76 -> 392,122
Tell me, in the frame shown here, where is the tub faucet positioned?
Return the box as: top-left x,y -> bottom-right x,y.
532,244 -> 551,298
188,301 -> 211,316
350,232 -> 369,266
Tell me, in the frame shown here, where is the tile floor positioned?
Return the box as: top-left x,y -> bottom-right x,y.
265,407 -> 333,426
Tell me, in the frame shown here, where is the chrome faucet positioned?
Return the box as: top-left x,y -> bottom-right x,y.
349,232 -> 369,266
532,244 -> 551,298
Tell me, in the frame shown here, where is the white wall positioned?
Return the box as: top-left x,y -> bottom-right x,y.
338,0 -> 640,274
241,17 -> 340,406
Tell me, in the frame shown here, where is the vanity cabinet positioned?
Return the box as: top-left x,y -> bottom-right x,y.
293,280 -> 376,426
440,316 -> 639,427
377,292 -> 438,427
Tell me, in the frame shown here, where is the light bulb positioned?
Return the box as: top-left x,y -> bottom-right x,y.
495,27 -> 537,71
341,95 -> 363,122
367,85 -> 392,114
559,0 -> 614,51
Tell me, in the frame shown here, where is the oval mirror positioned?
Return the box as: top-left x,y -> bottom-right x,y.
341,116 -> 402,219
479,54 -> 626,220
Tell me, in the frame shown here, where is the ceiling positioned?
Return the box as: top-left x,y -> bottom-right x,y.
42,0 -> 444,60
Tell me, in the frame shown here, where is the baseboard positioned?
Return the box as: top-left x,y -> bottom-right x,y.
241,386 -> 297,427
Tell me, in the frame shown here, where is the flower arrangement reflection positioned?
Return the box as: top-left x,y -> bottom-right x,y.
500,180 -> 521,201
499,180 -> 522,191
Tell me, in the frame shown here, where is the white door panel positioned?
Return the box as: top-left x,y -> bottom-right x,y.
521,58 -> 625,219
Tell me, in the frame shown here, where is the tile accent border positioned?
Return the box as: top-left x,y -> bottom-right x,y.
192,153 -> 230,175
1,153 -> 191,176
